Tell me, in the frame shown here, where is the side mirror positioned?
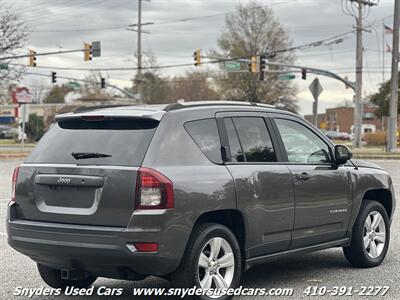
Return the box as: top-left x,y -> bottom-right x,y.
334,145 -> 352,165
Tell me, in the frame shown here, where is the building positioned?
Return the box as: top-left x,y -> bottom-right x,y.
304,104 -> 399,133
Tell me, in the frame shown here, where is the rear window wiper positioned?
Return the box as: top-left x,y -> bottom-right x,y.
71,152 -> 112,160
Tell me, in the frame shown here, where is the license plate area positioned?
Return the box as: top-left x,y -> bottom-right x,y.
37,185 -> 96,209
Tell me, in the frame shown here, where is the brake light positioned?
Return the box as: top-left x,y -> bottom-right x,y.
11,166 -> 20,202
81,115 -> 105,121
136,167 -> 174,209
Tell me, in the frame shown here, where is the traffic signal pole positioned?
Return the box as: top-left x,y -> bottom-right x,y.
353,0 -> 364,148
259,61 -> 356,91
388,0 -> 399,152
136,0 -> 143,103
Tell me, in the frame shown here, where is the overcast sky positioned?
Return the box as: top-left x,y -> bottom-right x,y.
4,0 -> 397,115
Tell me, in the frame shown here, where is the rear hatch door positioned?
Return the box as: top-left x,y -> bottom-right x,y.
15,116 -> 159,227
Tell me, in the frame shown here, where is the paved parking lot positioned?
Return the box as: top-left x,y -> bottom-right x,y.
1,159 -> 399,299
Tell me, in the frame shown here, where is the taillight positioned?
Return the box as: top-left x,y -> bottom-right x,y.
11,166 -> 20,203
136,167 -> 174,209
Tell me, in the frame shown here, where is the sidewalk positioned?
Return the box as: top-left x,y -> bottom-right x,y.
0,143 -> 35,159
351,147 -> 400,160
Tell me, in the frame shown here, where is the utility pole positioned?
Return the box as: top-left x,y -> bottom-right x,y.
127,1 -> 152,104
342,0 -> 378,148
388,0 -> 399,152
354,0 -> 364,148
137,0 -> 143,103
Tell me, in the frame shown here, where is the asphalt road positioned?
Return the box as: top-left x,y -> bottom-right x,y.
1,159 -> 399,300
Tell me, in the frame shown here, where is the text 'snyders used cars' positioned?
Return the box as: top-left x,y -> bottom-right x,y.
7,101 -> 395,299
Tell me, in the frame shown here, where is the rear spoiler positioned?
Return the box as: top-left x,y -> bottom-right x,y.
55,109 -> 165,122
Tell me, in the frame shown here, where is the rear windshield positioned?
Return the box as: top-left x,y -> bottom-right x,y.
26,117 -> 158,166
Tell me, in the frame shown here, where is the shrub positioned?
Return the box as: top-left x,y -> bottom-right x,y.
363,131 -> 386,146
25,113 -> 45,142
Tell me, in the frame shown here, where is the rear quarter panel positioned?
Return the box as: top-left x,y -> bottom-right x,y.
139,110 -> 237,266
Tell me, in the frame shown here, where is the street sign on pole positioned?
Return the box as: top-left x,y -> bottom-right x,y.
66,81 -> 81,90
224,61 -> 242,71
309,77 -> 323,100
92,41 -> 101,57
278,74 -> 296,80
12,87 -> 32,104
309,77 -> 323,127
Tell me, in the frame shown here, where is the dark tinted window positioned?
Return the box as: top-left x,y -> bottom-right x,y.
224,118 -> 244,162
26,118 -> 158,166
233,117 -> 276,162
184,118 -> 222,163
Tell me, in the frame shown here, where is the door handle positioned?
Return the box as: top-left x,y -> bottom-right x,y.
295,172 -> 312,181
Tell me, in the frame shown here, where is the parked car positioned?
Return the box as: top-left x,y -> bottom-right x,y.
324,130 -> 339,140
0,125 -> 17,139
7,101 -> 395,299
338,132 -> 351,141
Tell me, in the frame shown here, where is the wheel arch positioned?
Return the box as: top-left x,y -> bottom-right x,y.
363,188 -> 393,219
192,209 -> 246,255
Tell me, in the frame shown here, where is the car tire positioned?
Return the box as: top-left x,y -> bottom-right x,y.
172,223 -> 242,300
343,200 -> 390,268
37,264 -> 97,290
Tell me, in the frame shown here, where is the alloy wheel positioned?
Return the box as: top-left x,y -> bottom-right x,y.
363,211 -> 386,259
197,237 -> 235,294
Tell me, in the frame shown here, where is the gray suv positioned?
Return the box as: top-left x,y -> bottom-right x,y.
7,101 -> 395,298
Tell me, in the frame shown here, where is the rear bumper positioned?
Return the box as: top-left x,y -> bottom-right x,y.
6,204 -> 186,278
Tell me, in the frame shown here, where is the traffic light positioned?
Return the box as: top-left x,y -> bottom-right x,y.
259,55 -> 266,81
301,68 -> 307,80
249,56 -> 257,73
84,42 -> 92,61
100,77 -> 106,89
51,72 -> 57,84
29,49 -> 37,67
193,49 -> 201,66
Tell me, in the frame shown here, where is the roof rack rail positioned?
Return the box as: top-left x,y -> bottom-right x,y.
163,101 -> 274,112
73,104 -> 132,114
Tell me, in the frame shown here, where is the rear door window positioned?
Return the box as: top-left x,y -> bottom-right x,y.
231,117 -> 277,163
184,118 -> 222,164
26,117 -> 158,166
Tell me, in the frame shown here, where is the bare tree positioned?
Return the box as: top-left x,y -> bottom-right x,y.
0,1 -> 28,93
131,51 -> 160,96
80,71 -> 114,101
213,1 -> 298,112
30,79 -> 49,103
167,71 -> 220,102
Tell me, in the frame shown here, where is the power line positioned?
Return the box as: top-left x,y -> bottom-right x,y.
27,0 -> 296,33
6,29 -> 356,71
21,0 -> 116,26
30,26 -> 126,33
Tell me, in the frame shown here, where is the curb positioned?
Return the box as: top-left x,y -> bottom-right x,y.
353,155 -> 400,160
0,153 -> 29,159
